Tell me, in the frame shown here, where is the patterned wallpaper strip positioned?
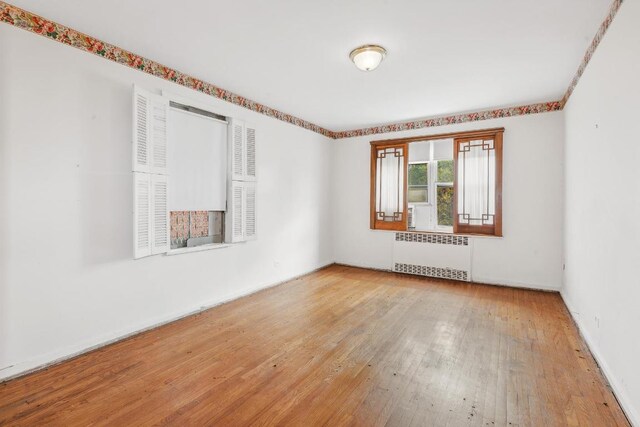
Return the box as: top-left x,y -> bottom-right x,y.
0,1 -> 624,140
332,102 -> 562,139
560,0 -> 624,107
0,1 -> 333,138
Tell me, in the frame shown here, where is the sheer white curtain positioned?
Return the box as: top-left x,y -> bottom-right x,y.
376,147 -> 404,220
457,140 -> 495,225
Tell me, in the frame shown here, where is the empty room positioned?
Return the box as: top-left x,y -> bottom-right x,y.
0,0 -> 638,425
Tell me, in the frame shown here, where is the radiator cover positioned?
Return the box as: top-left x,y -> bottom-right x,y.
393,232 -> 472,282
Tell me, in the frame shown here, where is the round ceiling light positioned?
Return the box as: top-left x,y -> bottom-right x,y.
349,45 -> 387,72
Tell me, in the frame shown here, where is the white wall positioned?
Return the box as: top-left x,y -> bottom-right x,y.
332,112 -> 565,290
0,25 -> 334,380
563,0 -> 640,423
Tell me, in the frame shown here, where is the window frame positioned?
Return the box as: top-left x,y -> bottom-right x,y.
370,127 -> 504,236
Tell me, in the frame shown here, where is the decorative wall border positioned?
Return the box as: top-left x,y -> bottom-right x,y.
0,1 -> 334,138
0,0 -> 624,140
333,102 -> 562,139
336,0 -> 624,139
560,0 -> 623,106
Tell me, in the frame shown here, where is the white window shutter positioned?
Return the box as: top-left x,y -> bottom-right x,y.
150,97 -> 169,174
226,181 -> 244,242
245,125 -> 256,181
133,88 -> 151,173
151,174 -> 169,254
229,119 -> 245,180
226,119 -> 256,243
244,182 -> 257,240
133,172 -> 151,258
133,86 -> 170,258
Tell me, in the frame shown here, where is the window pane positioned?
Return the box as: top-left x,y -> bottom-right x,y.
408,163 -> 428,186
437,160 -> 454,182
408,163 -> 428,203
408,187 -> 428,203
437,186 -> 454,226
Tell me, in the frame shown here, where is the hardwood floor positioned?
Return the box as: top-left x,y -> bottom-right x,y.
0,265 -> 629,426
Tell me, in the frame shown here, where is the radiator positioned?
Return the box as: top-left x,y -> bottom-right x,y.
393,232 -> 472,282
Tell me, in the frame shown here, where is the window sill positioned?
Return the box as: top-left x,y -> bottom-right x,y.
166,243 -> 232,256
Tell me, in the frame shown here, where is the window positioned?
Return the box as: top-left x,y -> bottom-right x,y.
370,128 -> 503,236
167,101 -> 227,249
404,139 -> 453,232
132,86 -> 257,259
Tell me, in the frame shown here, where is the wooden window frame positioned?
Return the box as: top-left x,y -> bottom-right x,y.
370,127 -> 504,236
370,142 -> 409,231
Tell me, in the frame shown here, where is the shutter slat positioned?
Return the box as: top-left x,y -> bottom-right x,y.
245,126 -> 256,180
151,99 -> 168,173
133,90 -> 150,172
226,181 -> 244,243
244,182 -> 256,240
229,119 -> 244,180
133,172 -> 151,258
151,174 -> 169,254
233,182 -> 244,242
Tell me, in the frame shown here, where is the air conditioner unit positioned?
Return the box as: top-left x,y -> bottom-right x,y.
407,206 -> 415,229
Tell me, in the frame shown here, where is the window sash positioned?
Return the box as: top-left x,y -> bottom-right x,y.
435,183 -> 454,229
370,128 -> 503,236
370,143 -> 408,230
453,131 -> 503,236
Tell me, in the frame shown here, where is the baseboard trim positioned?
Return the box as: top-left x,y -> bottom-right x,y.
335,262 -> 560,293
0,262 -> 335,383
561,292 -> 638,427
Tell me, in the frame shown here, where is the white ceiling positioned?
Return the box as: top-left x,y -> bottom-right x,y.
10,0 -> 612,131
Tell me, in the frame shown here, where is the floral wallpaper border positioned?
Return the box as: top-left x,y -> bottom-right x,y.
336,0 -> 624,139
560,0 -> 623,106
0,0 -> 624,140
0,1 -> 334,138
332,102 -> 563,139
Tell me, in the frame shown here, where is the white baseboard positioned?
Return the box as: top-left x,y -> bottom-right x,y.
335,262 -> 560,292
561,292 -> 638,426
470,275 -> 560,292
0,262 -> 335,382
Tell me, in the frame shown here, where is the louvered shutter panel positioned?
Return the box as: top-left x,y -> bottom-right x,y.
244,182 -> 257,240
226,119 -> 257,243
133,172 -> 151,258
226,181 -> 244,242
133,86 -> 170,258
151,174 -> 169,254
245,125 -> 256,181
150,97 -> 169,174
133,88 -> 150,173
229,119 -> 245,180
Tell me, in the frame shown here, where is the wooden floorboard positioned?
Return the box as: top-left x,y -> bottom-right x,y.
0,265 -> 629,426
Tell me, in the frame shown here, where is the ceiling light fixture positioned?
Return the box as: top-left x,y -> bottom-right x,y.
349,45 -> 387,72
